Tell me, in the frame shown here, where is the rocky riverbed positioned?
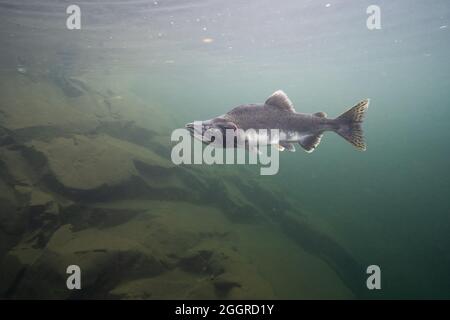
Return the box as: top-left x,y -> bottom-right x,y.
0,71 -> 362,299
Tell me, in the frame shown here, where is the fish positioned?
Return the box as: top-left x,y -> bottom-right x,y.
185,90 -> 369,153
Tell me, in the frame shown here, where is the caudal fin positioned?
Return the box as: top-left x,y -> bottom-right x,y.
334,99 -> 369,151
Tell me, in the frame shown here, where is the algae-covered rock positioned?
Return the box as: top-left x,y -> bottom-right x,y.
5,224 -> 167,299
1,199 -> 278,299
0,75 -> 100,132
29,133 -> 171,191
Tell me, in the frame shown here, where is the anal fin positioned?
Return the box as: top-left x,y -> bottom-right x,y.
279,142 -> 296,152
299,133 -> 323,153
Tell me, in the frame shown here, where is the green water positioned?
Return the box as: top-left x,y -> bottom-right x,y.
0,0 -> 449,299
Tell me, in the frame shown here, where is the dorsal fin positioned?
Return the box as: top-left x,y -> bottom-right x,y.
314,111 -> 327,118
265,90 -> 295,112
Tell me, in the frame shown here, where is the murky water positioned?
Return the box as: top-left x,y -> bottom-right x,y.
0,0 -> 449,299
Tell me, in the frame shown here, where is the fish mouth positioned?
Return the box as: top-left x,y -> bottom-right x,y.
185,122 -> 207,142
185,122 -> 220,144
185,122 -> 195,134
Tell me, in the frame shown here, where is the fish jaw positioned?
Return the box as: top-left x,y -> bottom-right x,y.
185,121 -> 214,143
185,118 -> 237,147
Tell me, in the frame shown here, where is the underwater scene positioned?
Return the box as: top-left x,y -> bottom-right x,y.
0,0 -> 449,299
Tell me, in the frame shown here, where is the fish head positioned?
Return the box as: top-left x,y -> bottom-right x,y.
185,117 -> 238,147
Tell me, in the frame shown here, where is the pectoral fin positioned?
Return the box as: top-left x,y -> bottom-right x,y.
275,144 -> 285,151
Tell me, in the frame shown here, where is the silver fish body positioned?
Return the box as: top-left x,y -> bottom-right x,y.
186,90 -> 369,153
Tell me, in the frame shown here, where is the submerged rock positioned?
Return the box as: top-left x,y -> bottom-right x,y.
179,249 -> 224,276
213,274 -> 242,296
29,134 -> 171,192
